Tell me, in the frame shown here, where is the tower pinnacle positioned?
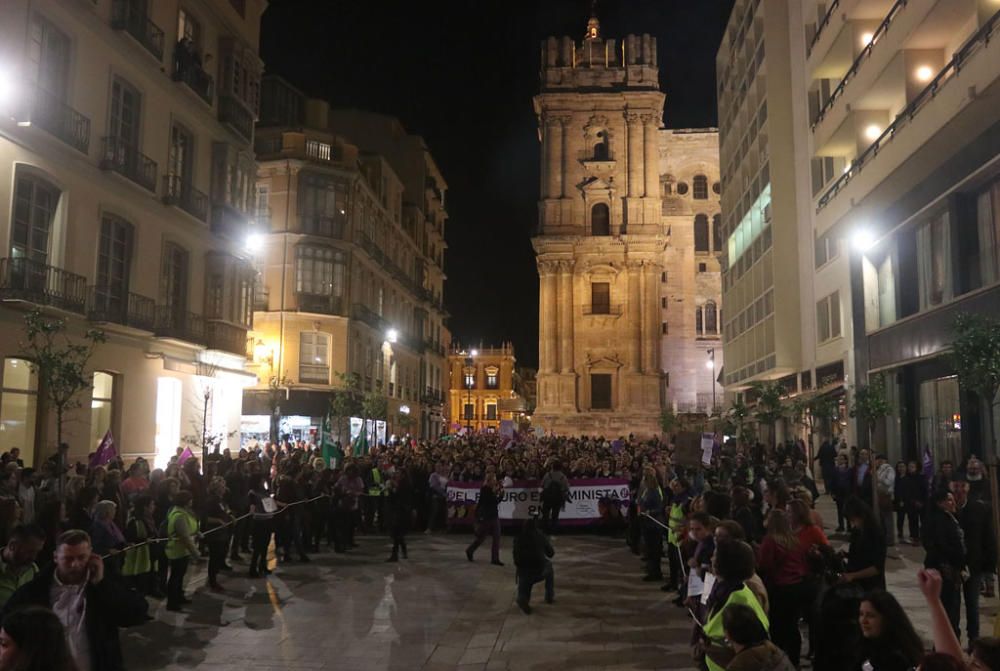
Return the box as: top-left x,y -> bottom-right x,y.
585,0 -> 600,40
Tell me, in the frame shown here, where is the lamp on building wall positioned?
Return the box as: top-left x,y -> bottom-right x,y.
254,339 -> 274,370
706,348 -> 717,415
386,328 -> 398,344
245,232 -> 264,253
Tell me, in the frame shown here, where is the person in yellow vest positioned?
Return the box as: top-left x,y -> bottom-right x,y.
122,496 -> 158,597
165,491 -> 201,612
364,461 -> 385,532
0,525 -> 44,609
697,539 -> 769,671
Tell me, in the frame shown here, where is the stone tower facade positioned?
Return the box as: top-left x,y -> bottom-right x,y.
531,17 -> 666,437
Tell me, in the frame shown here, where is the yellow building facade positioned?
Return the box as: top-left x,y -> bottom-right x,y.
447,344 -> 523,434
244,78 -> 448,442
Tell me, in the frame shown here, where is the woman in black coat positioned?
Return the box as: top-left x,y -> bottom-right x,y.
922,488 -> 966,631
465,474 -> 504,565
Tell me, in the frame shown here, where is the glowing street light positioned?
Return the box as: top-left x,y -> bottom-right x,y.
245,232 -> 263,253
386,328 -> 398,344
864,124 -> 882,141
915,65 -> 934,82
852,229 -> 876,252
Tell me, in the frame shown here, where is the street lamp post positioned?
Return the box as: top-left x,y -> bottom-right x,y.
465,349 -> 477,434
706,348 -> 716,416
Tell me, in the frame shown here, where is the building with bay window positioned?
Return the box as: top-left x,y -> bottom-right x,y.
0,0 -> 264,466
244,78 -> 448,443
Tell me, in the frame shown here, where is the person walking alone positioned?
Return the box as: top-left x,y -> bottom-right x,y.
466,474 -> 504,566
385,470 -> 411,562
513,517 -> 554,614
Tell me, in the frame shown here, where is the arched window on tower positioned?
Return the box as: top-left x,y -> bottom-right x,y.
694,214 -> 709,252
695,307 -> 704,335
593,131 -> 609,161
693,175 -> 709,200
591,203 -> 610,236
705,301 -> 717,334
712,214 -> 722,252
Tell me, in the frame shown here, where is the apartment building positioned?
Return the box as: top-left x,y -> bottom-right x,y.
244,78 -> 448,443
447,343 -> 525,434
717,0 -> 815,426
0,0 -> 264,466
806,0 -> 1000,463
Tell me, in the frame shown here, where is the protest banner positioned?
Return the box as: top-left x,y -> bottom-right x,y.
446,478 -> 630,527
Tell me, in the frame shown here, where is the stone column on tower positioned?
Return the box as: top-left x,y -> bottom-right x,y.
539,261 -> 559,373
557,260 -> 574,373
642,261 -> 661,373
545,116 -> 564,199
626,112 -> 644,198
643,113 -> 660,199
627,261 -> 642,374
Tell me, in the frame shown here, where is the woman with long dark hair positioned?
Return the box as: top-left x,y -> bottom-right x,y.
0,606 -> 77,671
841,497 -> 886,591
855,590 -> 924,671
757,509 -> 809,667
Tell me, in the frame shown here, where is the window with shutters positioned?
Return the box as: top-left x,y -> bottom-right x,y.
693,175 -> 709,200
299,331 -> 329,383
10,172 -> 59,263
96,214 -> 134,314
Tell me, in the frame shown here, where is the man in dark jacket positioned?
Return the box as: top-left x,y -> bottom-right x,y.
952,475 -> 997,643
923,489 -> 967,637
513,518 -> 555,614
2,529 -> 148,671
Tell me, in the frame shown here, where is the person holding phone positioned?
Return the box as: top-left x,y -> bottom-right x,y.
1,529 -> 148,671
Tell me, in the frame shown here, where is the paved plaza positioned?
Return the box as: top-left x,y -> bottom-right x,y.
122,502 -> 999,670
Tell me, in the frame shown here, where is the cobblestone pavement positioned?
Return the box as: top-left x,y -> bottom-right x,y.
121,497 -> 1000,670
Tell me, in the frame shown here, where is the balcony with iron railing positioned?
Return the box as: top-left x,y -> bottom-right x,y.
111,0 -> 164,61
0,258 -> 86,314
172,44 -> 213,104
211,202 -> 249,240
206,320 -> 248,357
351,303 -> 387,331
811,0 -> 908,132
583,304 -> 624,316
301,215 -> 346,239
163,175 -> 208,222
816,7 -> 1000,214
100,136 -> 157,192
219,94 -> 254,143
154,306 -> 206,345
86,286 -> 155,331
358,236 -> 385,265
30,88 -> 90,154
296,293 -> 346,316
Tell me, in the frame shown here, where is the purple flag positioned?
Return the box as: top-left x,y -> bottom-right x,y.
88,430 -> 116,468
178,446 -> 195,464
922,445 -> 935,493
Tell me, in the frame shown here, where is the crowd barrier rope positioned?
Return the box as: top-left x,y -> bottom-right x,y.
97,492 -> 336,560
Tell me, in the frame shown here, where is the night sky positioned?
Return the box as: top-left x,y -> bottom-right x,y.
260,1 -> 735,368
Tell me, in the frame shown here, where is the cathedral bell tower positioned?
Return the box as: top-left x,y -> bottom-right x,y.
531,13 -> 666,437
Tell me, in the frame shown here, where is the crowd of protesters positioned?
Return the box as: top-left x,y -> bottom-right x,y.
0,431 -> 993,670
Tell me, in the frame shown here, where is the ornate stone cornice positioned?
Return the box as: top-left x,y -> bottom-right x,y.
640,112 -> 659,126
555,259 -> 576,273
624,111 -> 642,124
